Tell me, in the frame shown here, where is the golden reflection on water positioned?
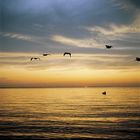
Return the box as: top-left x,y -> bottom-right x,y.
0,87 -> 140,139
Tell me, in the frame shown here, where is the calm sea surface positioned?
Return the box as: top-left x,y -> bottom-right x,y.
0,87 -> 139,139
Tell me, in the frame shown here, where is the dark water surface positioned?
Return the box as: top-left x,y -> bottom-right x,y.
0,87 -> 140,139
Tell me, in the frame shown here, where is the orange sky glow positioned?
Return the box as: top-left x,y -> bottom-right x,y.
0,53 -> 139,87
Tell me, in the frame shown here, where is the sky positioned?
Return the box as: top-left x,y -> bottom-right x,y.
0,0 -> 140,87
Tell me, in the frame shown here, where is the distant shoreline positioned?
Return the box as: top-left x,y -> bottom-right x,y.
0,86 -> 139,89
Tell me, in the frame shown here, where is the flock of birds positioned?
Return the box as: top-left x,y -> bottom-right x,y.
30,45 -> 140,62
30,52 -> 71,61
29,44 -> 139,95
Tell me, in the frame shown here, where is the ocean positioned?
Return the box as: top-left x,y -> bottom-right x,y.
0,87 -> 139,139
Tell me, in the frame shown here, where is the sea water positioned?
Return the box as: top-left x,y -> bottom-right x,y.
0,87 -> 139,139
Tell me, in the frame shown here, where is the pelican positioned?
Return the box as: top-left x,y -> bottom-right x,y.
30,57 -> 40,61
63,52 -> 71,57
43,53 -> 50,56
105,45 -> 112,49
136,57 -> 140,61
102,91 -> 106,95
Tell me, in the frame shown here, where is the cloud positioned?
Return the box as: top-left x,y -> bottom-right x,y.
0,53 -> 139,71
86,24 -> 140,36
1,0 -> 140,54
112,0 -> 140,11
0,32 -> 48,45
84,11 -> 140,49
50,35 -> 101,48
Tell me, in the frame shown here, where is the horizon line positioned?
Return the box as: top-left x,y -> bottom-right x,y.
0,86 -> 139,88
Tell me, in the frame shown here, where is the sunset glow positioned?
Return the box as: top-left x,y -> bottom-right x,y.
0,52 -> 139,87
0,0 -> 140,87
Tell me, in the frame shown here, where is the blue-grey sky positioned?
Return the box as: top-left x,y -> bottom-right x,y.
0,0 -> 140,54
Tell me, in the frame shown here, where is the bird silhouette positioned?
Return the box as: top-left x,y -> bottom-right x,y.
105,45 -> 112,49
63,52 -> 71,57
102,91 -> 106,95
30,57 -> 40,61
136,57 -> 140,61
43,53 -> 50,56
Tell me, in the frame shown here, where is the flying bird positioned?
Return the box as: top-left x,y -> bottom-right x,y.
63,52 -> 71,57
136,57 -> 140,61
102,91 -> 106,95
105,45 -> 112,49
30,57 -> 40,61
43,53 -> 50,56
